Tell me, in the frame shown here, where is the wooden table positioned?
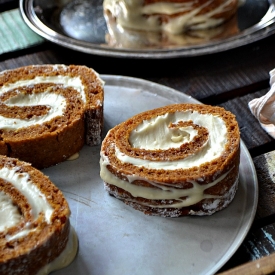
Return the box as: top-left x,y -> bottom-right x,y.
2,0 -> 275,274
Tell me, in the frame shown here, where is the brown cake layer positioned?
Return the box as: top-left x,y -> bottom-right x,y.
100,103 -> 240,217
0,64 -> 104,169
0,155 -> 74,275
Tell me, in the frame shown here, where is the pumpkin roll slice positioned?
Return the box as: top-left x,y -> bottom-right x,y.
0,64 -> 104,169
0,155 -> 78,275
100,103 -> 240,217
103,0 -> 238,35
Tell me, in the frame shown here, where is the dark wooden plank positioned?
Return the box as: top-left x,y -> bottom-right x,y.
253,151 -> 275,219
1,34 -> 275,103
219,223 -> 275,274
0,0 -> 16,4
0,46 -> 62,70
218,89 -> 275,156
0,43 -> 270,98
0,0 -> 18,12
219,149 -> 275,272
218,252 -> 275,275
139,35 -> 275,103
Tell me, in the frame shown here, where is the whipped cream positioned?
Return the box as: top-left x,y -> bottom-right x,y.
104,0 -> 236,34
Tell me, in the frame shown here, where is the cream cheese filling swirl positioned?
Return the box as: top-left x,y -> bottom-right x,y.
0,75 -> 85,131
100,104 -> 240,208
0,165 -> 54,240
0,156 -> 75,275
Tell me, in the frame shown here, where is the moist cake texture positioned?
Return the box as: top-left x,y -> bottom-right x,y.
0,155 -> 78,275
100,103 -> 240,217
0,64 -> 104,169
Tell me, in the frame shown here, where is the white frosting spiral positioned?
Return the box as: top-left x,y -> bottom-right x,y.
0,166 -> 54,240
0,191 -> 22,232
116,110 -> 227,169
0,156 -> 78,275
0,75 -> 85,131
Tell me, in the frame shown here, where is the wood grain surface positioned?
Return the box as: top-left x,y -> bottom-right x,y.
218,251 -> 275,275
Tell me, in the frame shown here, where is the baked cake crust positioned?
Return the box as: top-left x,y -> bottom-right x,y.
100,103 -> 240,217
0,155 -> 76,275
0,64 -> 104,169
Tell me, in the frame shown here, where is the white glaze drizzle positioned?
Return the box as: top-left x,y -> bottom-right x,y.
36,226 -> 78,275
101,158 -> 232,207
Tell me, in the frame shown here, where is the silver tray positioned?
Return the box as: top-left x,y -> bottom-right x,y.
20,0 -> 275,58
42,75 -> 258,275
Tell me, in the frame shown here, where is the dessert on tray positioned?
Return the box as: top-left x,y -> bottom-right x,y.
100,103 -> 240,217
103,0 -> 238,35
0,64 -> 104,169
104,14 -> 239,49
0,155 -> 78,275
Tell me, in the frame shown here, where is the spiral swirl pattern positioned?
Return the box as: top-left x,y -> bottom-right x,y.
0,65 -> 104,168
0,155 -> 77,275
100,103 -> 240,217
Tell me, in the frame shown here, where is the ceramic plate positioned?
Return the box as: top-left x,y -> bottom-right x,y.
20,0 -> 275,58
43,75 -> 258,275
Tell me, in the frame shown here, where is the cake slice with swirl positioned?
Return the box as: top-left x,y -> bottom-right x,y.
0,64 -> 104,169
0,155 -> 78,275
100,103 -> 240,217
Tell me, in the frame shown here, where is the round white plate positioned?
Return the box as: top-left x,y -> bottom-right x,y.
43,75 -> 258,275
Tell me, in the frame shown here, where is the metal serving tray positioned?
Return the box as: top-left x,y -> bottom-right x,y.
20,0 -> 275,58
